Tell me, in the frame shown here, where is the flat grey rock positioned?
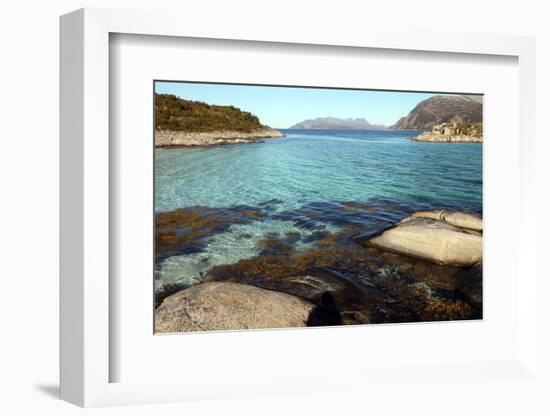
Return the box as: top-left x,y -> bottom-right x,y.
155,282 -> 315,333
360,217 -> 482,266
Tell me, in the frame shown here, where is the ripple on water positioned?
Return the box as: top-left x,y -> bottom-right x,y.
155,129 -> 482,291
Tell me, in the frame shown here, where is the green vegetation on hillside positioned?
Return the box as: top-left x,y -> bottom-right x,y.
155,93 -> 265,132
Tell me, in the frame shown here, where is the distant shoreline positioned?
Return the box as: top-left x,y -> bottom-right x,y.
285,127 -> 391,131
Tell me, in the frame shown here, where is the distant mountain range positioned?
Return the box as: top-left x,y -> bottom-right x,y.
390,95 -> 482,131
290,117 -> 387,130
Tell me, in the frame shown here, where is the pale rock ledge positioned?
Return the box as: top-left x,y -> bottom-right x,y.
155,127 -> 285,147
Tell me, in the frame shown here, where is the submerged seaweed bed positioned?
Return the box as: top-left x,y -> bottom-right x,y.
155,199 -> 482,325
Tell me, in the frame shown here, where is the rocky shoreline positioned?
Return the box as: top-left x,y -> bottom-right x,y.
412,133 -> 482,143
155,208 -> 483,333
155,127 -> 285,147
412,122 -> 483,143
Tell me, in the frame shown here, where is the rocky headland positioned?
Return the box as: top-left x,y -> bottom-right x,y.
411,122 -> 483,143
155,127 -> 284,147
155,207 -> 483,332
390,94 -> 482,131
155,93 -> 284,147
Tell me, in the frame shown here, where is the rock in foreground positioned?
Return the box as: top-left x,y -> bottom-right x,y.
400,209 -> 483,232
207,267 -> 389,325
155,282 -> 315,333
356,212 -> 482,266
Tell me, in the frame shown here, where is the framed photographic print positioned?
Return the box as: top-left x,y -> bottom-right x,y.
152,81 -> 484,334
60,8 -> 539,408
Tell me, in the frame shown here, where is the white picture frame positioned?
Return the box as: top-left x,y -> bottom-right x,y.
60,7 -> 538,407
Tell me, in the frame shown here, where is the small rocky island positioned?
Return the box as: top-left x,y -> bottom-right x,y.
155,93 -> 284,147
386,94 -> 484,143
412,122 -> 483,143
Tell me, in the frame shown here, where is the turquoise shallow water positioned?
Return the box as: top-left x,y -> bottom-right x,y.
155,129 -> 482,290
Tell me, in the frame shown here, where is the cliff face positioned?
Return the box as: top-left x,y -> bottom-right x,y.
155,93 -> 283,146
391,95 -> 482,131
290,117 -> 386,130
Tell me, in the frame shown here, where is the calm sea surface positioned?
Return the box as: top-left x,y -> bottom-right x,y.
155,129 -> 482,290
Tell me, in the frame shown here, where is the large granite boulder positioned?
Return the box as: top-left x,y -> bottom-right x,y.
357,217 -> 482,266
155,282 -> 315,333
205,268 -> 392,325
400,209 -> 482,232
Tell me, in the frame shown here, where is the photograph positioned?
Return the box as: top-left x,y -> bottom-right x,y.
153,81 -> 483,334
1,0 -> 543,412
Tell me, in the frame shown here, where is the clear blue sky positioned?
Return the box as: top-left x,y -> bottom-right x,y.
155,81 -> 453,129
